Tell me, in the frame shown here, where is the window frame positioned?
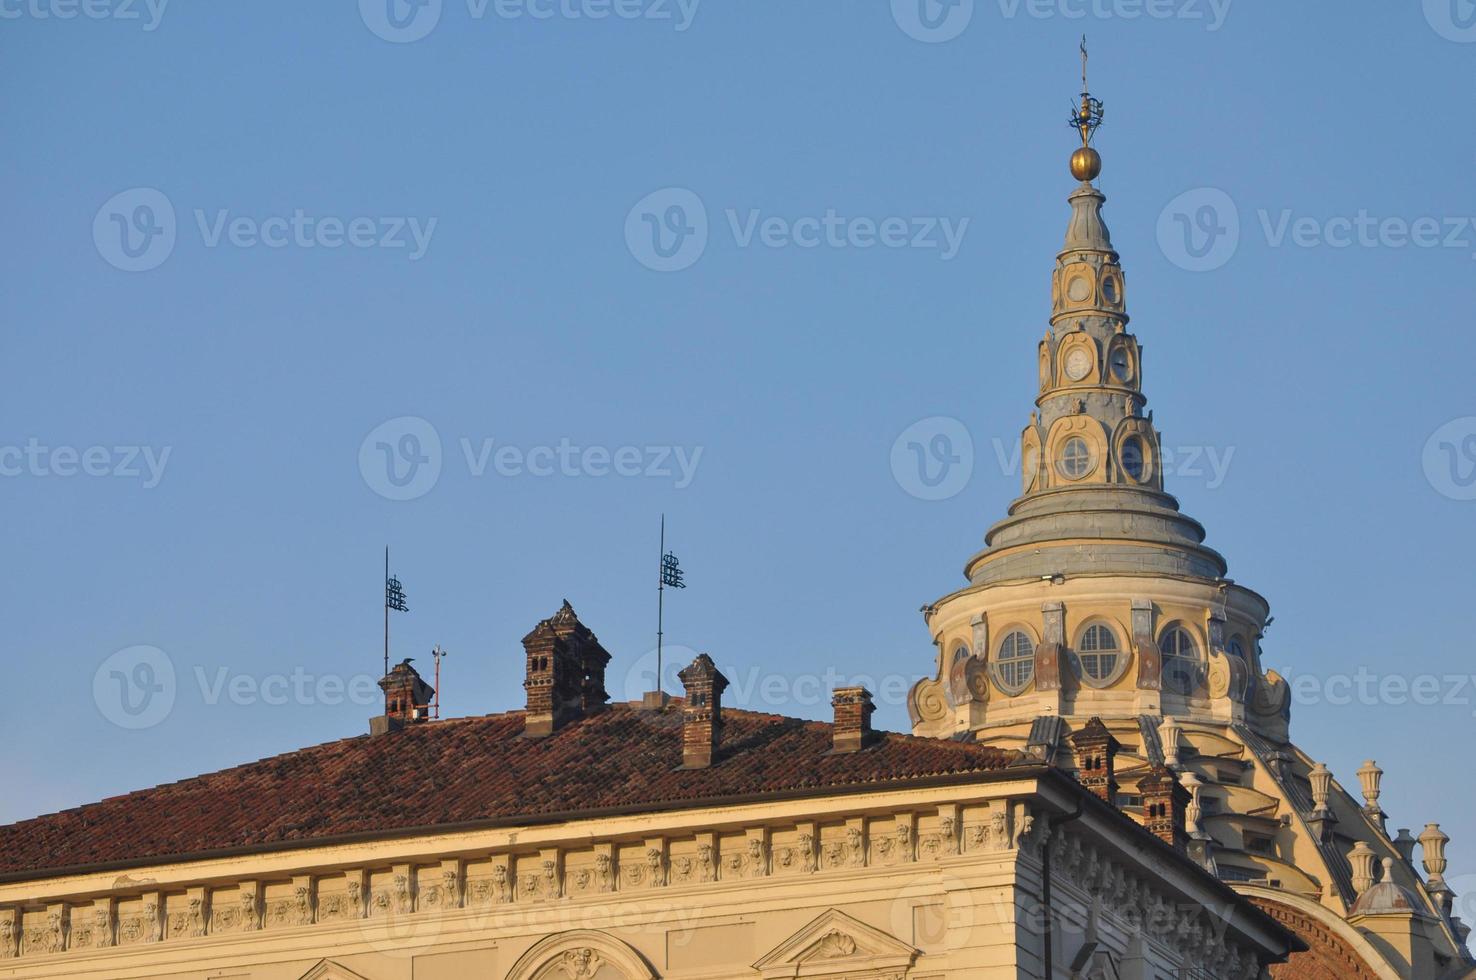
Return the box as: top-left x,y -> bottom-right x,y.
991,626 -> 1039,695
1056,436 -> 1094,481
1158,623 -> 1204,696
1073,619 -> 1128,687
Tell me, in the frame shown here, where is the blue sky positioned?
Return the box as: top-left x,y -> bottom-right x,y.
3,0 -> 1474,897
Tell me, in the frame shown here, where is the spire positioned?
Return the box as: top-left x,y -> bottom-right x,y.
964,47 -> 1228,587
1069,36 -> 1104,184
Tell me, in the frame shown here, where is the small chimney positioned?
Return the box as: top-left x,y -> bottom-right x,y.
372,658 -> 435,735
1068,716 -> 1120,804
830,686 -> 875,753
678,653 -> 728,769
522,600 -> 611,737
1139,764 -> 1189,851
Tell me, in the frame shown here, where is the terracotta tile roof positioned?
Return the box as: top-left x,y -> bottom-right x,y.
0,705 -> 1024,879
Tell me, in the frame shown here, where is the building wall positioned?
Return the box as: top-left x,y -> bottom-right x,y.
0,779 -> 1283,980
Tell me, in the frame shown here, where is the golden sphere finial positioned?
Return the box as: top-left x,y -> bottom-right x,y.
1071,146 -> 1101,182
1068,37 -> 1104,182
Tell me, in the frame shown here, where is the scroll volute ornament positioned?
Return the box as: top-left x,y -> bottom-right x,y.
1252,670 -> 1291,718
1206,653 -> 1231,699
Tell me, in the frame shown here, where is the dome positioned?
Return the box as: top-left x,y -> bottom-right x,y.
1351,859 -> 1422,916
1351,881 -> 1420,915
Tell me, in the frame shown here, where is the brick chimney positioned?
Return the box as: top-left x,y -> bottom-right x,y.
522,600 -> 611,737
1068,716 -> 1120,804
830,686 -> 875,753
678,653 -> 728,769
1139,764 -> 1190,851
371,658 -> 435,735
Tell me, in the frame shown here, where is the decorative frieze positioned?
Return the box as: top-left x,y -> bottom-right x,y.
70,900 -> 113,950
1042,819 -> 1265,977
0,908 -> 17,958
419,861 -> 462,910
116,894 -> 161,947
0,797 -> 1081,964
23,905 -> 65,956
166,887 -> 208,939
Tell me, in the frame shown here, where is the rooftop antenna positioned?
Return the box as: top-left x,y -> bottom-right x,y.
384,547 -> 409,680
431,644 -> 448,719
655,514 -> 686,697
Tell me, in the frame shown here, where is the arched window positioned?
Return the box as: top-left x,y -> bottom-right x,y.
1076,622 -> 1122,685
993,629 -> 1036,694
1159,624 -> 1202,695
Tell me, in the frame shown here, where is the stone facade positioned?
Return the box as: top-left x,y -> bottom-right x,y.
0,769 -> 1293,978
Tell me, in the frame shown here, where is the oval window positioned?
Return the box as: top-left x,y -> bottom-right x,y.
1121,437 -> 1145,481
1077,623 -> 1121,684
994,630 -> 1036,693
1057,437 -> 1092,480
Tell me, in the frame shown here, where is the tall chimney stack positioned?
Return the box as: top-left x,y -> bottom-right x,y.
1139,765 -> 1190,851
830,686 -> 875,753
522,600 -> 610,737
678,653 -> 728,769
371,658 -> 435,735
1068,716 -> 1120,804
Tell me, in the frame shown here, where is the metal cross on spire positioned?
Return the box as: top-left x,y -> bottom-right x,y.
1071,35 -> 1105,147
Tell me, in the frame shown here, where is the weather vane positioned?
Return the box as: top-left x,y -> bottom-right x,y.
1068,36 -> 1105,182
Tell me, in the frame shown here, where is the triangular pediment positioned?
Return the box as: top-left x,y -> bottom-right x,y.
298,960 -> 374,980
753,908 -> 918,979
